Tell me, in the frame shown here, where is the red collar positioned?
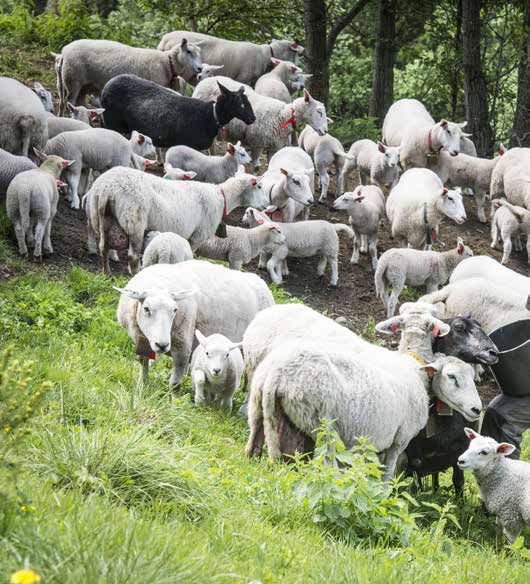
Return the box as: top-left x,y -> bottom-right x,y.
220,186 -> 227,220
281,108 -> 297,130
168,56 -> 176,81
428,127 -> 441,153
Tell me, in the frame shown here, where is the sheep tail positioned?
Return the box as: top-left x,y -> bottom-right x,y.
335,150 -> 355,161
333,224 -> 354,238
51,52 -> 65,116
419,287 -> 450,306
261,373 -> 282,461
498,199 -> 526,222
374,257 -> 387,300
18,115 -> 34,158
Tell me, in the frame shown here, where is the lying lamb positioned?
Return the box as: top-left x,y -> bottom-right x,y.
386,168 -> 466,249
298,125 -> 353,200
458,429 -> 530,543
6,150 -> 73,258
0,148 -> 36,195
490,198 -> 530,264
142,231 -> 193,268
342,139 -> 400,191
375,238 -> 474,317
190,330 -> 244,410
165,141 -> 251,183
197,222 -> 285,270
162,164 -> 197,181
333,185 -> 385,270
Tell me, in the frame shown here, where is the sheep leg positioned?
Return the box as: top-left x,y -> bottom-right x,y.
387,284 -> 403,318
87,220 -> 98,254
382,441 -> 406,481
502,524 -> 522,545
43,219 -> 53,254
25,223 -> 35,248
526,235 -> 530,264
317,166 -> 330,203
431,472 -> 440,492
192,370 -> 207,406
228,257 -> 243,271
514,235 -> 523,252
251,148 -> 263,170
501,237 -> 512,265
127,232 -> 144,275
281,259 -> 289,276
14,221 -> 28,257
368,235 -> 378,271
219,389 -> 234,411
335,159 -> 345,196
33,220 -> 46,259
258,251 -> 268,270
452,465 -> 465,496
328,257 -> 338,287
475,191 -> 487,224
360,234 -> 368,254
66,170 -> 81,210
317,256 -> 328,279
350,232 -> 361,264
267,256 -> 283,284
490,220 -> 500,249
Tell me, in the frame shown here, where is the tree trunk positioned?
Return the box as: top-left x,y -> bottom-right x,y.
510,0 -> 530,148
450,0 -> 463,119
303,0 -> 329,103
369,0 -> 397,124
462,0 -> 493,157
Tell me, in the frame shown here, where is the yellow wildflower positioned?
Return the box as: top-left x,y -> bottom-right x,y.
20,505 -> 36,513
10,569 -> 41,584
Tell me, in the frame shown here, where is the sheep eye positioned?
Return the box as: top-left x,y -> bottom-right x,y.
448,374 -> 459,387
205,352 -> 209,357
187,50 -> 192,55
225,353 -> 230,359
448,196 -> 454,202
447,129 -> 451,135
480,450 -> 488,455
143,306 -> 150,315
293,179 -> 300,186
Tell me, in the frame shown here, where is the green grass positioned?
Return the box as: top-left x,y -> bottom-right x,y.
0,266 -> 529,583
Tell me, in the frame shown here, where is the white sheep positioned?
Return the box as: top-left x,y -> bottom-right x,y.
375,238 -> 474,317
46,114 -> 90,140
192,77 -> 327,168
197,222 -> 285,270
190,330 -> 244,410
32,82 -> 54,113
142,231 -> 193,268
66,103 -> 105,125
114,259 -> 274,388
254,58 -> 302,103
298,125 -> 353,201
449,255 -> 530,295
382,98 -> 469,169
386,168 -> 466,249
341,139 -> 400,192
6,150 -> 73,258
85,168 -> 267,274
0,148 -> 36,194
0,77 -> 48,158
165,141 -> 251,183
490,147 -> 530,209
162,164 -> 198,181
490,199 -> 530,264
333,185 -> 385,270
130,130 -> 157,160
457,428 -> 530,544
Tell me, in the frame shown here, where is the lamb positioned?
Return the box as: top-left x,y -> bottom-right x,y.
190,330 -> 244,410
67,103 -> 105,125
457,429 -> 530,543
85,168 -> 267,274
245,304 -> 481,477
420,277 -> 530,333
46,114 -> 90,140
382,98 -> 469,169
333,185 -> 385,270
375,238 -> 474,317
490,199 -> 530,264
158,32 -> 303,85
243,208 -> 354,287
130,130 -> 157,160
298,125 -> 354,200
490,147 -> 530,210
114,260 -> 274,388
386,168 -> 466,249
254,59 -> 302,103
32,82 -> 54,113
102,75 -> 255,150
162,164 -> 197,181
0,148 -> 36,195
45,128 -> 140,209
192,77 -> 328,167
56,38 -> 203,114
341,139 -> 400,192
0,77 -> 48,158
197,222 -> 285,270
142,232 -> 193,268
450,255 -> 530,295
6,150 -> 74,258
165,141 -> 251,183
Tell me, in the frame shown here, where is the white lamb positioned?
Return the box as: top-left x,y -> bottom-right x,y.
341,139 -> 400,191
375,238 -> 474,317
386,168 -> 466,249
254,58 -> 302,103
162,164 -> 197,181
130,130 -> 157,160
190,330 -> 244,410
142,231 -> 193,268
333,185 -> 385,270
490,199 -> 530,264
490,147 -> 530,210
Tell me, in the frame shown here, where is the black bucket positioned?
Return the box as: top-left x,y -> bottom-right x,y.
489,319 -> 530,397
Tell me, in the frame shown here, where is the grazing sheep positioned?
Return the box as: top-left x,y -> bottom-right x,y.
130,130 -> 157,160
375,238 -> 474,317
45,128 -> 138,209
162,164 -> 197,181
158,32 -> 303,84
420,277 -> 530,333
115,260 -> 274,388
333,185 -> 385,270
298,125 -> 354,200
85,168 -> 267,274
102,75 -> 255,150
0,148 -> 36,195
490,199 -> 530,264
57,38 -> 203,114
386,168 -> 466,249
341,139 -> 400,191
165,141 -> 251,183
67,103 -> 105,125
458,428 -> 530,543
6,151 -> 73,258
192,77 -> 327,167
450,255 -> 530,294
142,232 -> 193,268
32,82 -> 54,113
382,98 -> 468,169
0,77 -> 48,158
190,330 -> 244,410
254,59 -> 302,103
197,222 -> 285,270
46,114 -> 91,140
490,147 -> 530,210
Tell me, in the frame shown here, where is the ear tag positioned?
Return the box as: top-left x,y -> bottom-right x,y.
433,325 -> 439,337
149,351 -> 157,361
390,323 -> 398,333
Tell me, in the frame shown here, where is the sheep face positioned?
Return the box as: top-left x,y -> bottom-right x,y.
270,39 -> 304,64
437,120 -> 467,157
438,188 -> 466,224
302,90 -> 328,136
377,142 -> 401,168
131,131 -> 157,159
195,331 -> 241,379
232,141 -> 252,165
217,83 -> 256,125
67,103 -> 105,125
457,429 -> 516,470
33,82 -> 54,113
280,168 -> 314,207
242,176 -> 269,209
176,38 -> 203,76
196,63 -> 224,82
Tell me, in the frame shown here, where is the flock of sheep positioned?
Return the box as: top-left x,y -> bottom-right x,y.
1,30 -> 529,544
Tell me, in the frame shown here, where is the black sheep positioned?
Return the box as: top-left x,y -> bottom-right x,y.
101,74 -> 256,150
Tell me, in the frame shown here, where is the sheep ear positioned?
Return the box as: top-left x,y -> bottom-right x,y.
227,143 -> 235,155
459,121 -> 468,128
303,88 -> 312,103
33,148 -> 47,162
180,38 -> 188,49
195,329 -> 207,346
326,116 -> 333,123
375,316 -> 403,335
113,286 -> 147,301
498,143 -> 506,155
462,132 -> 472,138
217,82 -> 229,95
137,133 -> 145,145
432,318 -> 451,338
497,443 -> 516,456
377,141 -> 386,153
280,168 -> 289,176
228,341 -> 243,351
185,171 -> 197,180
440,119 -> 448,127
464,427 -> 479,440
271,57 -> 281,66
419,363 -> 439,378
457,237 -> 465,255
170,288 -> 195,302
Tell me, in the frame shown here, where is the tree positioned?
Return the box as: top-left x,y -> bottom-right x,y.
303,0 -> 371,103
369,0 -> 397,124
510,0 -> 530,147
462,0 -> 493,156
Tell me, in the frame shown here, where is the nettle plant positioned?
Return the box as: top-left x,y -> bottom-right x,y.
294,421 -> 420,546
